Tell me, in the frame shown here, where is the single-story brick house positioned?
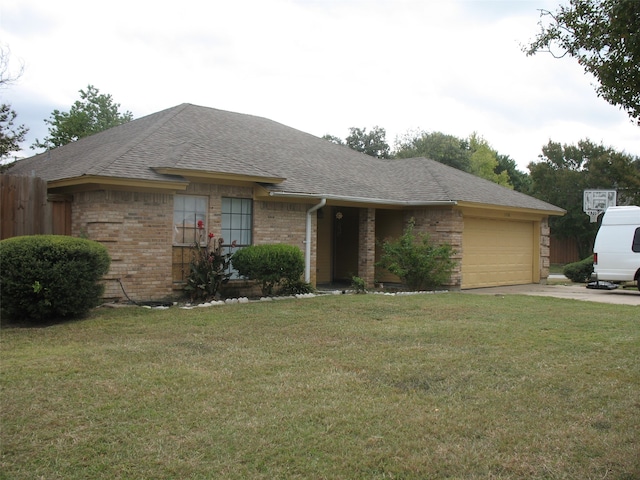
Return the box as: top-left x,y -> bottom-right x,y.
9,103 -> 564,301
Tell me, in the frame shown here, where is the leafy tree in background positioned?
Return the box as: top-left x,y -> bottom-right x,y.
395,130 -> 519,189
0,105 -> 28,161
33,85 -> 133,150
0,46 -> 28,163
322,134 -> 345,146
327,126 -> 530,190
346,126 -> 391,159
395,130 -> 471,171
525,0 -> 640,124
496,154 -> 532,193
468,133 -> 512,188
323,126 -> 390,159
528,139 -> 640,258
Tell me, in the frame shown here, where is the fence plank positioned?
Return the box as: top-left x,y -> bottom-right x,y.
1,174 -> 50,239
549,236 -> 580,264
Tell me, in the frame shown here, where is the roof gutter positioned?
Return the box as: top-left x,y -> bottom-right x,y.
268,191 -> 457,207
305,198 -> 326,283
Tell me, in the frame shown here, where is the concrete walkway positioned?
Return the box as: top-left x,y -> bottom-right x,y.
464,283 -> 640,306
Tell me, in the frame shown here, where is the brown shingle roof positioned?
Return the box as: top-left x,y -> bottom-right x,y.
9,103 -> 564,213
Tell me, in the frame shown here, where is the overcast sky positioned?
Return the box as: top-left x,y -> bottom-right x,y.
1,0 -> 638,171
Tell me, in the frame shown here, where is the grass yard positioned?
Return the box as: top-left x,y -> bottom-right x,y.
1,293 -> 638,479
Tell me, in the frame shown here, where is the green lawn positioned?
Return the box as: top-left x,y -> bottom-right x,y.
1,293 -> 638,479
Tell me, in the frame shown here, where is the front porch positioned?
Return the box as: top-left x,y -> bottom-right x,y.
314,205 -> 461,290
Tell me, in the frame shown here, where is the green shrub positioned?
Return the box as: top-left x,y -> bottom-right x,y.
0,235 -> 111,322
563,255 -> 594,283
231,244 -> 304,296
278,279 -> 315,296
376,218 -> 456,291
184,227 -> 235,302
351,275 -> 367,294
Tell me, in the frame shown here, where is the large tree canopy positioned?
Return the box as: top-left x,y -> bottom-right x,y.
323,126 -> 391,159
525,0 -> 640,124
468,133 -> 512,188
395,130 -> 519,189
33,85 -> 133,150
395,130 -> 471,171
528,139 -> 640,258
0,104 -> 28,161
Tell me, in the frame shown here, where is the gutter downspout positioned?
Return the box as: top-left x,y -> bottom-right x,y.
305,198 -> 326,283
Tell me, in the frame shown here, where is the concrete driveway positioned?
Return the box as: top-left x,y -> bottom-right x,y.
464,283 -> 640,306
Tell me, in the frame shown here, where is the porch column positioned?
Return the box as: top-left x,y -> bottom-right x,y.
358,207 -> 376,288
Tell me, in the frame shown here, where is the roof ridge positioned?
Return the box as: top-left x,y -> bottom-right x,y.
421,158 -> 457,200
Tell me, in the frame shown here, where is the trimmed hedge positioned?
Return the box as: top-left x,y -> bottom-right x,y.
0,235 -> 111,322
231,244 -> 305,296
563,255 -> 594,283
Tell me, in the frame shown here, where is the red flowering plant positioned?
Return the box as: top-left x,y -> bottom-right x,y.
184,220 -> 237,301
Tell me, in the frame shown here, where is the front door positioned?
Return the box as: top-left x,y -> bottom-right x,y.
333,207 -> 359,282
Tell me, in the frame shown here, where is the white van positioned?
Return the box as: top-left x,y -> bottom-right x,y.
593,206 -> 640,291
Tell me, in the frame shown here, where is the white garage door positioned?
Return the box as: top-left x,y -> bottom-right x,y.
462,217 -> 534,289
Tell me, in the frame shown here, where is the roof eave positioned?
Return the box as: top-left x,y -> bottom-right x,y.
456,201 -> 566,216
47,175 -> 189,193
153,167 -> 285,184
266,191 -> 458,207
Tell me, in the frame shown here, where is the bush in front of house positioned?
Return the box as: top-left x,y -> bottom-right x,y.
184,229 -> 235,302
231,244 -> 305,296
0,235 -> 111,322
563,255 -> 594,283
376,218 -> 456,291
278,279 -> 315,296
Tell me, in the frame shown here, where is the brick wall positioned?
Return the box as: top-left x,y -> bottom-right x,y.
73,190 -> 174,302
253,201 -> 308,245
72,185 -> 313,302
539,218 -> 551,281
358,208 -> 376,287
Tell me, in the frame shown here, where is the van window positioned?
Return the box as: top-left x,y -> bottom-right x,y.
633,228 -> 640,253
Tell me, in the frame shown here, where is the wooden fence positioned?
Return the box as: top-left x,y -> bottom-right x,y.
549,236 -> 580,265
0,174 -> 71,240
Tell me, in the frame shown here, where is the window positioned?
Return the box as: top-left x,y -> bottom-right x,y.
222,197 -> 253,278
633,227 -> 640,253
221,197 -> 252,247
173,195 -> 208,245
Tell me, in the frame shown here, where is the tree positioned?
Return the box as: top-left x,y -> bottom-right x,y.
525,0 -> 640,124
395,130 -> 521,188
345,126 -> 391,159
322,134 -> 344,146
395,130 -> 471,171
468,133 -> 512,188
0,104 -> 28,160
528,139 -> 640,258
496,154 -> 532,193
0,46 -> 28,162
33,85 -> 133,150
324,126 -> 390,158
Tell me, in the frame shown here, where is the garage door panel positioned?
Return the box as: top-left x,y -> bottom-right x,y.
462,217 -> 534,289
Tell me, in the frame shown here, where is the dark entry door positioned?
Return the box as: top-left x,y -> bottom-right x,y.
332,207 -> 359,281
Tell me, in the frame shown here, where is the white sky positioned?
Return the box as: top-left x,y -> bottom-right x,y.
1,0 -> 638,171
